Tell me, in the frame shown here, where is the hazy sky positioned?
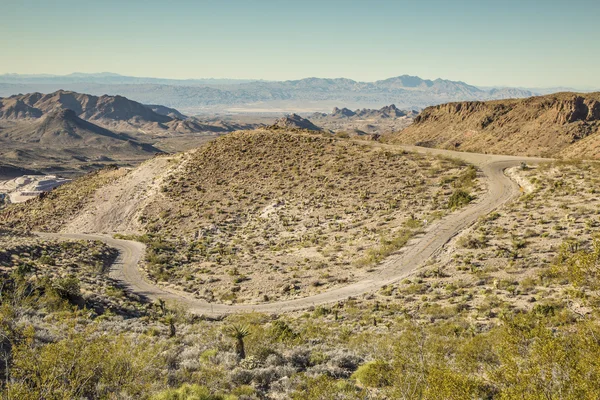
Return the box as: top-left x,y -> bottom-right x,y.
1,0 -> 599,88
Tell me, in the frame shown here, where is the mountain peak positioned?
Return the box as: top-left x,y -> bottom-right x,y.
271,114 -> 322,131
47,108 -> 78,120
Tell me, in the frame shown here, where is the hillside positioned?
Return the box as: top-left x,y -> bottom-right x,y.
0,90 -> 256,135
0,109 -> 160,160
386,92 -> 600,158
0,163 -> 38,180
4,134 -> 600,399
0,130 -> 481,304
0,90 -> 264,174
0,90 -> 172,123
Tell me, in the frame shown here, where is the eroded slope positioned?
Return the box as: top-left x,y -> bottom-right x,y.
387,92 -> 600,159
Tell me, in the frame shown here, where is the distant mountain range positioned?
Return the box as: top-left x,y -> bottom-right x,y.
0,72 -> 258,86
0,73 -> 593,112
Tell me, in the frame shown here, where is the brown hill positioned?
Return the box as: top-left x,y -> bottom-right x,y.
270,114 -> 322,131
386,92 -> 600,158
144,104 -> 187,119
0,109 -> 160,158
0,98 -> 43,119
1,90 -> 173,124
0,129 -> 478,303
0,91 -> 264,136
310,105 -> 416,136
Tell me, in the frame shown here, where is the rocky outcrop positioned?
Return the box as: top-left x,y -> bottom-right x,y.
389,92 -> 600,159
270,114 -> 322,131
0,98 -> 43,119
414,94 -> 600,126
145,104 -> 188,119
331,107 -> 356,117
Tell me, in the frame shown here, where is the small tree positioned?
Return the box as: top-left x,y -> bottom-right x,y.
225,324 -> 251,359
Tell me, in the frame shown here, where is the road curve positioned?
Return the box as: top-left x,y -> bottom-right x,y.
37,146 -> 550,315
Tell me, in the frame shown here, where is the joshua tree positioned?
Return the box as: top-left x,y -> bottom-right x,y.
225,324 -> 251,359
157,298 -> 166,316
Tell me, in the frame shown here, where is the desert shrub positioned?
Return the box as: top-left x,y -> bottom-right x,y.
422,367 -> 488,399
329,352 -> 362,372
558,238 -> 600,290
270,320 -> 297,342
287,348 -> 311,370
351,360 -> 393,387
454,165 -> 477,188
457,234 -> 488,249
291,375 -> 366,400
448,189 -> 473,209
152,384 -> 224,400
37,255 -> 55,266
7,328 -> 166,399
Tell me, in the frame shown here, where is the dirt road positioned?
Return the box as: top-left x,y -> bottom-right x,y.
38,145 -> 549,315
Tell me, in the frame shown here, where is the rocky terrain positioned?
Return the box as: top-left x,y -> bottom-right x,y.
0,90 -> 263,175
310,104 -> 417,136
2,90 -> 600,400
386,92 -> 600,159
0,90 -> 260,135
0,109 -> 161,177
270,114 -> 322,131
0,174 -> 71,204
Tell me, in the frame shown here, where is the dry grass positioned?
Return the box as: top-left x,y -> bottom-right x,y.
0,129 -> 482,304
136,130 -> 481,303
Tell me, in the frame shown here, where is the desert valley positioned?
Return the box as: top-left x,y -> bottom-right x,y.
1,2 -> 600,399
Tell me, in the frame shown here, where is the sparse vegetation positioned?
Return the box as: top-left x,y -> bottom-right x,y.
0,130 -> 482,303
1,154 -> 600,399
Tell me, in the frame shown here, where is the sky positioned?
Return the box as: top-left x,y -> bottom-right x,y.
0,0 -> 599,88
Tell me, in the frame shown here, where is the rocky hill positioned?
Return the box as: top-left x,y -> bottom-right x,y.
0,129 -> 479,303
386,92 -> 600,158
0,90 -> 173,124
144,104 -> 187,119
0,90 -> 266,174
0,109 -> 160,160
310,104 -> 417,136
321,104 -> 418,119
270,114 -> 322,131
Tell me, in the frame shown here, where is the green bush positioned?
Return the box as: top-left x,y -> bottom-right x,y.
351,360 -> 393,387
448,190 -> 474,209
152,384 -> 223,400
8,329 -> 165,399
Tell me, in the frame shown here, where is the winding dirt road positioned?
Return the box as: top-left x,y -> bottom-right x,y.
37,145 -> 549,315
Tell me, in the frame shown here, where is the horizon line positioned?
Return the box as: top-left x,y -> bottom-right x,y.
1,71 -> 596,91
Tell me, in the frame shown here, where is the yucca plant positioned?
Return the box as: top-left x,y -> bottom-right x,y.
164,312 -> 177,338
225,324 -> 251,359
